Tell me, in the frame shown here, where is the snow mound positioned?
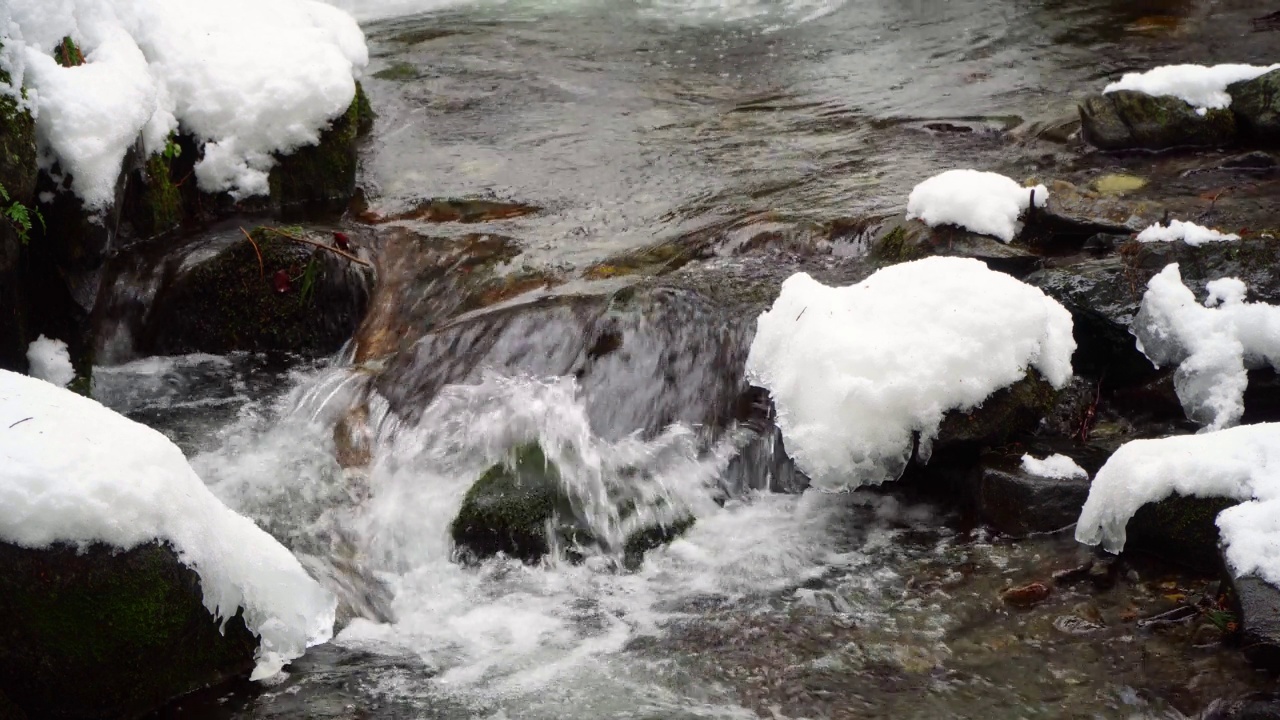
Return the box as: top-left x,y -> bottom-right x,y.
1132,264 -> 1280,431
0,369 -> 335,679
1076,423 -> 1280,587
1136,219 -> 1239,247
1103,63 -> 1280,111
745,257 -> 1075,491
905,170 -> 1048,244
25,335 -> 74,388
1021,453 -> 1087,480
5,0 -> 367,209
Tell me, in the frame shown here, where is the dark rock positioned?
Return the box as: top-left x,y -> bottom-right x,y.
0,41 -> 38,374
450,444 -> 694,567
1127,493 -> 1237,572
269,83 -> 373,215
933,371 -> 1059,451
1201,693 -> 1280,720
970,451 -> 1092,537
1221,151 -> 1277,170
870,218 -> 1040,278
1079,90 -> 1237,151
140,227 -> 371,356
1222,547 -> 1280,672
0,540 -> 258,720
1228,69 -> 1280,146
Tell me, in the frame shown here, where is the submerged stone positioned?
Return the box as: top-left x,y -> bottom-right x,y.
0,540 -> 258,720
1079,90 -> 1237,151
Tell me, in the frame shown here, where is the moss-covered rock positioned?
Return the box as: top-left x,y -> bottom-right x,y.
934,370 -> 1059,451
0,540 -> 258,719
451,444 -> 584,563
0,39 -> 38,374
868,218 -> 1040,277
1079,90 -> 1237,151
1228,69 -> 1280,146
450,444 -> 694,566
125,152 -> 184,240
1126,493 -> 1237,572
140,227 -> 371,356
269,83 -> 372,214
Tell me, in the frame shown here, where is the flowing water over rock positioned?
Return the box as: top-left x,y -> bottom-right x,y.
78,0 -> 1280,716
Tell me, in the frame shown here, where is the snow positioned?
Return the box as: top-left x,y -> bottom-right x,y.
1075,423 -> 1280,587
1136,219 -> 1239,247
905,170 -> 1048,244
25,335 -> 75,388
0,369 -> 335,679
1103,63 -> 1280,111
745,257 -> 1075,491
1021,453 -> 1087,480
5,0 -> 367,209
1132,264 -> 1280,431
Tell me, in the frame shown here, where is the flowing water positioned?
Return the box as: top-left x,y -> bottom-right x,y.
90,0 -> 1280,717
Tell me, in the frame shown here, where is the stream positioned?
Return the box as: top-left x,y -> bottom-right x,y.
87,0 -> 1280,717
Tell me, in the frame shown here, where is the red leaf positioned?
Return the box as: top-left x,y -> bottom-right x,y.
273,269 -> 291,294
333,231 -> 351,251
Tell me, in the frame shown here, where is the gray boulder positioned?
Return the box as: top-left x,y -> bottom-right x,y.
1229,69 -> 1280,146
1079,90 -> 1236,151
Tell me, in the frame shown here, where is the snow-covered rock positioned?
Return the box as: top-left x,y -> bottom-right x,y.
905,170 -> 1048,243
744,257 -> 1075,491
4,0 -> 368,208
1076,423 -> 1280,588
1103,64 -> 1280,111
0,368 -> 335,679
1021,453 -> 1087,480
1136,219 -> 1239,247
24,334 -> 74,387
1132,264 -> 1280,431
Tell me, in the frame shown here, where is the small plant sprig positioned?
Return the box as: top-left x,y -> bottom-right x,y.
162,134 -> 181,160
0,183 -> 45,245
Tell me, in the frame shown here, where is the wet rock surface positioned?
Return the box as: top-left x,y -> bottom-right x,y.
1229,70 -> 1280,146
0,540 -> 258,720
1079,90 -> 1237,151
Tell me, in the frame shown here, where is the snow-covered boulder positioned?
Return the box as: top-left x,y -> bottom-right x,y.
745,256 -> 1075,491
1132,264 -> 1280,431
905,170 -> 1047,243
968,447 -> 1099,537
0,369 -> 335,718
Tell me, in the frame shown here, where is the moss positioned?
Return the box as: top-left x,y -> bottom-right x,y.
372,62 -> 420,82
1128,494 -> 1238,572
935,370 -> 1058,449
0,541 -> 257,719
133,153 -> 183,238
870,223 -> 930,264
354,82 -> 375,137
142,227 -> 369,356
0,38 -> 39,374
268,90 -> 362,212
53,37 -> 84,68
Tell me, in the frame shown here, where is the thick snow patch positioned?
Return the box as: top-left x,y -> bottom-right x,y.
905,170 -> 1048,243
1132,264 -> 1280,431
1136,219 -> 1239,247
745,257 -> 1075,491
25,335 -> 74,388
1021,453 -> 1087,480
6,0 -> 367,208
0,369 -> 335,679
1076,424 -> 1280,587
1103,63 -> 1280,111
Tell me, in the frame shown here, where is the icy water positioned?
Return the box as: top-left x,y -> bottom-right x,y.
91,0 -> 1280,717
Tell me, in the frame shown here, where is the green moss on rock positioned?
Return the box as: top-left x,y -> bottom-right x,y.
0,540 -> 258,719
935,370 -> 1059,449
1127,493 -> 1237,572
132,153 -> 183,239
141,227 -> 370,356
269,84 -> 371,211
1079,90 -> 1237,151
0,37 -> 39,374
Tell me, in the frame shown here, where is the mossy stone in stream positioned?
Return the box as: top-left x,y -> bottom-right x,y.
131,152 -> 184,239
269,83 -> 372,213
451,444 -> 694,566
141,228 -> 370,356
451,443 -> 585,563
1127,493 -> 1238,572
1079,90 -> 1237,151
0,540 -> 258,720
1228,69 -> 1280,146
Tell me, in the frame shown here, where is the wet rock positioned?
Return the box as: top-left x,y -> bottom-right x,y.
1127,494 -> 1238,572
870,218 -> 1040,277
1228,70 -> 1280,146
360,197 -> 539,225
1079,90 -> 1237,151
1222,553 -> 1280,672
0,43 -> 38,374
269,83 -> 374,214
450,443 -> 692,566
933,371 -> 1059,451
1221,151 -> 1277,171
141,227 -> 372,356
1001,582 -> 1051,607
969,450 -> 1093,537
1201,693 -> 1280,720
1037,179 -> 1162,234
0,540 -> 258,720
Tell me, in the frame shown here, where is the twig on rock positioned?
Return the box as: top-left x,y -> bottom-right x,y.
238,227 -> 266,280
262,227 -> 371,267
